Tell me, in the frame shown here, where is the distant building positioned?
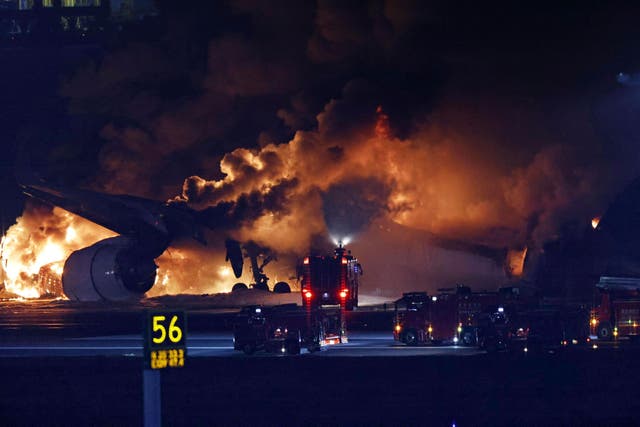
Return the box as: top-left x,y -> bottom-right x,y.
0,0 -> 157,43
110,0 -> 156,22
16,0 -> 104,10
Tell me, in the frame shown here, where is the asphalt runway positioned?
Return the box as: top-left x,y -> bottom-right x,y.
1,300 -> 640,426
0,331 -> 485,357
0,298 -> 627,359
1,345 -> 640,426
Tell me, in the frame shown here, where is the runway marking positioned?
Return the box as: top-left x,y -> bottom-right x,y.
69,336 -> 232,341
0,346 -> 233,350
0,346 -> 142,350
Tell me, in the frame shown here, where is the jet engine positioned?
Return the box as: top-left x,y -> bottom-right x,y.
62,236 -> 157,301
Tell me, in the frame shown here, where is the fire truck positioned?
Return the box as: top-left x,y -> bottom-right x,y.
590,276 -> 640,340
393,285 -> 534,345
468,307 -> 585,353
232,304 -> 346,355
300,243 -> 362,311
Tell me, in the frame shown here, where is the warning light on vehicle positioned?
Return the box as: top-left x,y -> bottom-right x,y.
304,290 -> 313,299
339,289 -> 348,299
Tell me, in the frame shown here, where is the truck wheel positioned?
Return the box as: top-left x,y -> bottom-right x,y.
483,338 -> 498,353
242,343 -> 256,355
273,282 -> 291,293
286,341 -> 301,355
404,329 -> 418,346
597,322 -> 613,341
462,332 -> 474,346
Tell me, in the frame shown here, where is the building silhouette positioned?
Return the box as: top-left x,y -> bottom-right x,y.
0,0 -> 156,43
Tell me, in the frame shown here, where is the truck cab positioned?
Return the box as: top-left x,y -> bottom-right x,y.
591,276 -> 640,340
393,286 -> 537,346
233,304 -> 346,355
300,244 -> 362,310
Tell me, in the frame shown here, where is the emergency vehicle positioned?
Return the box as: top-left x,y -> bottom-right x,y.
300,244 -> 362,310
393,285 -> 534,345
493,306 -> 589,353
590,276 -> 640,340
233,303 -> 346,355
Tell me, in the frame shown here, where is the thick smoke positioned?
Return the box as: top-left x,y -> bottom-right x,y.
322,178 -> 391,240
9,2 -> 640,296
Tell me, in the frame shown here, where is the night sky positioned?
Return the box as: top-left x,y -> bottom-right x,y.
2,1 -> 640,296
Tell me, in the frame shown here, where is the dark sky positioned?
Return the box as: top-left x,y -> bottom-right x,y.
2,1 -> 640,259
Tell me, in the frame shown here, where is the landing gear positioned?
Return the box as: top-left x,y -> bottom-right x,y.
253,281 -> 269,291
232,282 -> 248,292
273,282 -> 291,293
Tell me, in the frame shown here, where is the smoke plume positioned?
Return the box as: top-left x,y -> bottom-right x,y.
6,2 -> 640,297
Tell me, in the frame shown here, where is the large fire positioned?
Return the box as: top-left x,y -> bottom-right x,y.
0,206 -> 115,299
0,204 -> 270,300
1,101 -> 589,300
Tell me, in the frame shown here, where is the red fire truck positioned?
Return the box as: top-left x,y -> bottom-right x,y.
233,304 -> 346,355
393,285 -> 533,345
300,244 -> 362,311
590,276 -> 640,340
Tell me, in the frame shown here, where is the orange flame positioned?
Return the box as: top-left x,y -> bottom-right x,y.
591,217 -> 600,229
505,247 -> 528,277
1,207 -> 114,299
0,205 -> 254,299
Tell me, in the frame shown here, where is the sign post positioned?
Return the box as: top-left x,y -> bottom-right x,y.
143,310 -> 187,427
143,369 -> 161,427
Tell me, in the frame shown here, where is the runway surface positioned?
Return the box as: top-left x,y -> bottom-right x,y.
0,298 -> 625,358
0,331 -> 484,357
1,300 -> 639,425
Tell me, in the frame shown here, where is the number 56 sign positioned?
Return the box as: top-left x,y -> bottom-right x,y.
144,311 -> 187,370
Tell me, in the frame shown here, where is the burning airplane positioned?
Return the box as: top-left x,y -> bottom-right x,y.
0,101 -> 593,302
5,175 -> 244,302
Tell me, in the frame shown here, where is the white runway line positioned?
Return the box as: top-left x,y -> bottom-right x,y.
0,346 -> 233,350
0,346 -> 142,350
